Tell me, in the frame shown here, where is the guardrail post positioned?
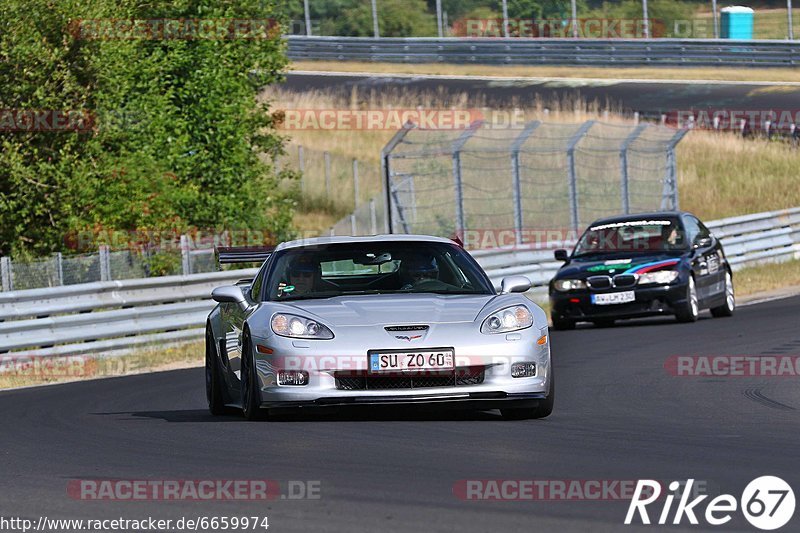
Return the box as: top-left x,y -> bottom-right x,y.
620,124 -> 648,214
510,121 -> 541,245
381,121 -> 415,233
566,121 -> 595,231
451,121 -> 482,238
324,151 -> 331,197
99,245 -> 111,281
181,234 -> 191,275
53,252 -> 64,286
662,128 -> 690,210
1,257 -> 12,291
352,159 -> 359,209
369,198 -> 378,234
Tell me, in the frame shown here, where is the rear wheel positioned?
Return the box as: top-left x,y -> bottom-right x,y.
710,271 -> 735,318
241,332 -> 268,421
205,328 -> 225,416
501,368 -> 555,420
551,315 -> 575,330
675,276 -> 699,323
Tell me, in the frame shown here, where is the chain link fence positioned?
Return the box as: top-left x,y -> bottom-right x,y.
380,120 -> 686,245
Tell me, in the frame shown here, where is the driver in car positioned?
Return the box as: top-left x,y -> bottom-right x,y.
278,255 -> 317,298
400,256 -> 439,290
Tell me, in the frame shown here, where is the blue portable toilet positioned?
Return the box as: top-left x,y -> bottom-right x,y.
720,6 -> 754,39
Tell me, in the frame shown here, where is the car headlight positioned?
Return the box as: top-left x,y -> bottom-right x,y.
553,279 -> 586,292
637,270 -> 679,285
271,313 -> 334,339
481,305 -> 533,334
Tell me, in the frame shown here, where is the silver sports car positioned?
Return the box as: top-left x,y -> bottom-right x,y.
206,235 -> 553,420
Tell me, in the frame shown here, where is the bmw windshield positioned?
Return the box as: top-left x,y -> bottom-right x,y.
573,218 -> 688,258
265,242 -> 494,301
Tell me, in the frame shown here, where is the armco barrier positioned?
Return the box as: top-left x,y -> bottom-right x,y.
1,207 -> 798,358
286,36 -> 800,68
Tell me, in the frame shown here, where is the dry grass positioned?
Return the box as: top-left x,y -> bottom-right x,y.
0,341 -> 203,390
290,60 -> 800,84
735,258 -> 800,296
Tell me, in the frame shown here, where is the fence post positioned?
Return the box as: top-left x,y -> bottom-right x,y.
620,124 -> 648,214
662,128 -> 690,210
350,214 -> 358,236
324,151 -> 331,197
303,0 -> 312,36
566,121 -> 595,231
298,145 -> 305,192
1,257 -> 12,291
436,0 -> 443,37
181,234 -> 191,275
369,198 -> 378,234
451,121 -> 483,238
53,252 -> 64,286
789,0 -> 795,41
510,121 -> 541,245
642,0 -> 650,38
352,159 -> 359,209
502,0 -> 510,38
99,245 -> 111,281
381,121 -> 415,233
712,0 -> 719,38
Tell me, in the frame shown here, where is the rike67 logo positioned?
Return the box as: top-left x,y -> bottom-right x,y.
625,477 -> 795,530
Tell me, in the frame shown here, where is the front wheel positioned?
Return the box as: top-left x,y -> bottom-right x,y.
205,328 -> 226,416
241,332 -> 268,421
675,276 -> 699,323
501,368 -> 555,420
710,271 -> 735,318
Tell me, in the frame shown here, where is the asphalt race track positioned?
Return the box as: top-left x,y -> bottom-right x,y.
2,295 -> 798,532
285,72 -> 800,118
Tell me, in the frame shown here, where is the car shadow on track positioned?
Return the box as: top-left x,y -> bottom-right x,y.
97,406 -> 510,423
569,315 -> 714,330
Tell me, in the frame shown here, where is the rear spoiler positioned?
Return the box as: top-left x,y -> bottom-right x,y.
216,246 -> 275,265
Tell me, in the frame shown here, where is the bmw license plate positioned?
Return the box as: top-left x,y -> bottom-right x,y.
369,350 -> 454,373
591,291 -> 635,305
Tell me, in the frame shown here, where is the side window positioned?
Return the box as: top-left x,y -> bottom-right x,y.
697,220 -> 712,239
683,216 -> 701,245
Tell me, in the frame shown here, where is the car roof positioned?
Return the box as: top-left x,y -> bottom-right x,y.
275,234 -> 454,252
587,211 -> 692,228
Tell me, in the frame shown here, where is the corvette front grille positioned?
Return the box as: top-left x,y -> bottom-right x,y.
334,367 -> 485,391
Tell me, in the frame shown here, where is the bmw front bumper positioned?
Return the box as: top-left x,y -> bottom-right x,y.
549,281 -> 690,321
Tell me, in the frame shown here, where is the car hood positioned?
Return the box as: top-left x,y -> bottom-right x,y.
555,252 -> 686,280
282,294 -> 498,327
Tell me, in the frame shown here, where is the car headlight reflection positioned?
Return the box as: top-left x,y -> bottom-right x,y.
271,313 -> 334,339
554,279 -> 586,292
637,270 -> 679,285
481,305 -> 533,334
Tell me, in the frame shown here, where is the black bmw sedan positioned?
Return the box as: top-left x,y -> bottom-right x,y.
549,212 -> 735,330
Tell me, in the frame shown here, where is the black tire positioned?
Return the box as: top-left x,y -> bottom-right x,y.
205,328 -> 226,416
592,318 -> 615,328
501,367 -> 555,420
675,275 -> 699,323
551,315 -> 575,330
241,331 -> 268,421
710,271 -> 735,318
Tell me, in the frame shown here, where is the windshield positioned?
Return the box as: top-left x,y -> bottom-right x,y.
573,218 -> 687,257
265,241 -> 494,301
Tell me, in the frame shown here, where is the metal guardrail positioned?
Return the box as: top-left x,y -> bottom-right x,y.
1,207 -> 798,358
286,36 -> 800,68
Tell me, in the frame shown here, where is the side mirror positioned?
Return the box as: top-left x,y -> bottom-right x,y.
212,285 -> 248,310
500,275 -> 531,294
693,236 -> 713,248
554,249 -> 569,262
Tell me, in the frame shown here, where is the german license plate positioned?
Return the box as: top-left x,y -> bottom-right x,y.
591,291 -> 635,305
369,350 -> 455,373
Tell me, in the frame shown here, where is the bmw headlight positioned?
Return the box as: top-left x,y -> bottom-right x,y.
637,270 -> 679,285
553,279 -> 586,292
271,313 -> 334,339
481,305 -> 533,334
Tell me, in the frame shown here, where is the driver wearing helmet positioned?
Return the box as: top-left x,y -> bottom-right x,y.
400,255 -> 439,290
278,255 -> 318,298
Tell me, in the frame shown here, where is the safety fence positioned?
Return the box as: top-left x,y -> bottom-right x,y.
2,207 -> 798,359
